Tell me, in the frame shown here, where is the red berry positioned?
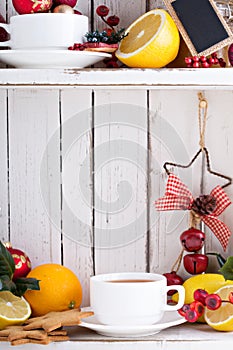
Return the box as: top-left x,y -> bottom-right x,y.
211,52 -> 218,58
193,289 -> 208,305
107,15 -> 120,27
96,5 -> 109,17
185,309 -> 199,323
208,57 -> 215,65
180,228 -> 205,252
190,301 -> 205,317
192,56 -> 199,62
205,294 -> 222,310
183,253 -> 208,275
200,56 -> 207,62
229,292 -> 233,304
163,271 -> 184,296
178,304 -> 191,317
192,62 -> 200,68
202,62 -> 210,68
105,60 -> 119,68
185,57 -> 193,64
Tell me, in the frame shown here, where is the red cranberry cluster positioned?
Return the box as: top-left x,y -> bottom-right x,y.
179,288 -> 233,322
185,52 -> 226,68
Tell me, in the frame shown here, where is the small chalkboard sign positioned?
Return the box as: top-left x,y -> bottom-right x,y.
163,0 -> 233,56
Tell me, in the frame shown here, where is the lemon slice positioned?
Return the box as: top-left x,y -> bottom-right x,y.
205,285 -> 233,331
0,291 -> 31,330
116,9 -> 180,68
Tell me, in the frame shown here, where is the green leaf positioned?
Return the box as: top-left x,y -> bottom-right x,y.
219,256 -> 233,280
0,241 -> 15,279
14,277 -> 40,297
0,275 -> 17,294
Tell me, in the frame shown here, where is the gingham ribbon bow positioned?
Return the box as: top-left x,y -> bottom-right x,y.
155,173 -> 232,250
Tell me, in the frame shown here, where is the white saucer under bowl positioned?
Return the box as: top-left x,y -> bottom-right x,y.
79,310 -> 186,338
0,49 -> 111,69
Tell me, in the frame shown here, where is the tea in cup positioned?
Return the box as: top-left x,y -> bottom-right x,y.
90,272 -> 185,326
0,13 -> 88,50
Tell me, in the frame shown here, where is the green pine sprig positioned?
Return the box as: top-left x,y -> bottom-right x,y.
0,241 -> 40,296
85,28 -> 127,45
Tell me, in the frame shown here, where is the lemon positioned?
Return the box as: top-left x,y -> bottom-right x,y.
0,291 -> 31,330
205,285 -> 233,331
115,9 -> 180,68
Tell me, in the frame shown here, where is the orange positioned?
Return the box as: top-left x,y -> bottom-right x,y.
24,263 -> 82,316
115,9 -> 180,68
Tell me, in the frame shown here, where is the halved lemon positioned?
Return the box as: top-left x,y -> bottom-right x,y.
0,291 -> 31,330
204,285 -> 233,331
115,9 -> 180,68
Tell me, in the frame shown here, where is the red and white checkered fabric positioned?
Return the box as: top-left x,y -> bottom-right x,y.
155,174 -> 232,251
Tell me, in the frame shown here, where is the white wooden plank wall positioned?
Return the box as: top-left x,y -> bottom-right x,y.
1,0 -> 233,305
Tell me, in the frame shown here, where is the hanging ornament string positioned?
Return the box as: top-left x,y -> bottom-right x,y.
198,92 -> 208,150
156,92 -> 233,250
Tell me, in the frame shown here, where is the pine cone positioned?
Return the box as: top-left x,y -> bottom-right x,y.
191,195 -> 216,215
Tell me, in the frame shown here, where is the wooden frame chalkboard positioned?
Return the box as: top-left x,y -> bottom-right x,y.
163,0 -> 233,57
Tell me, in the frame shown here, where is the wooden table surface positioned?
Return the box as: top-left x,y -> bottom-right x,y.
1,323 -> 233,350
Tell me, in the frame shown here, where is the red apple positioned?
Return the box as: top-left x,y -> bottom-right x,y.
183,253 -> 208,275
12,0 -> 53,14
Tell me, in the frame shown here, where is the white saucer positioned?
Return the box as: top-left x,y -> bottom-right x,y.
0,49 -> 111,68
79,311 -> 186,338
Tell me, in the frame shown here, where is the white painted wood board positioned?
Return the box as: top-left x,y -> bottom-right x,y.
60,88 -> 94,306
8,89 -> 61,266
93,89 -> 148,274
0,89 -> 8,241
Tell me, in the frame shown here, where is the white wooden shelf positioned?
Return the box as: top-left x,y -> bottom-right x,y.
1,323 -> 232,349
0,68 -> 233,89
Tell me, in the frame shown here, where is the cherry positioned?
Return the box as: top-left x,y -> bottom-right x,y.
180,228 -> 205,252
178,304 -> 191,317
229,292 -> 233,304
183,253 -> 208,275
163,271 -> 184,296
96,5 -> 109,17
190,301 -> 205,317
205,294 -> 222,310
185,309 -> 199,323
193,289 -> 209,305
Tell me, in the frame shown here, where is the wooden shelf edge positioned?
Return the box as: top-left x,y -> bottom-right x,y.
0,68 -> 233,88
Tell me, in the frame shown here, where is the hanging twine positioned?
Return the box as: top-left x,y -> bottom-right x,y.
198,92 -> 208,150
189,209 -> 201,229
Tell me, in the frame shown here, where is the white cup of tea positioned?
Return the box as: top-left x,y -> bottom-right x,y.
0,13 -> 89,50
90,272 -> 185,326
